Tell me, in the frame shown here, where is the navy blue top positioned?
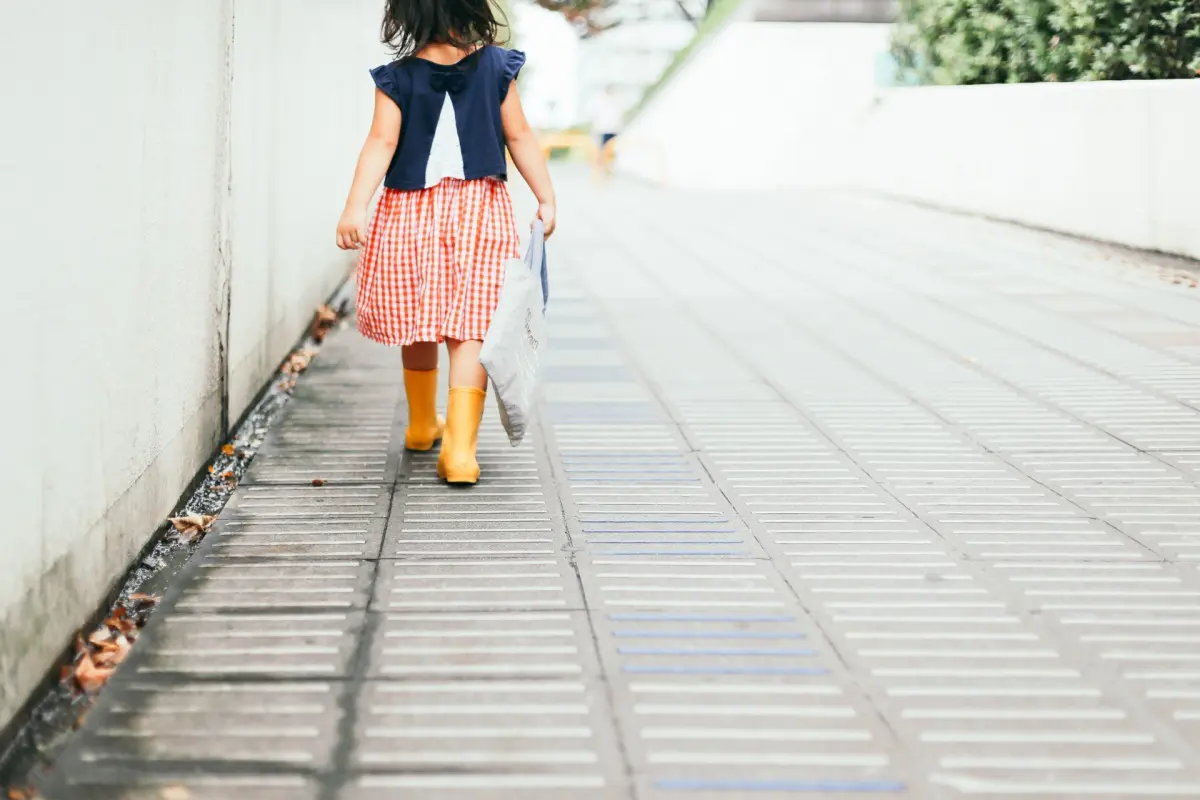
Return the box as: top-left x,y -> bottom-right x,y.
371,46 -> 526,191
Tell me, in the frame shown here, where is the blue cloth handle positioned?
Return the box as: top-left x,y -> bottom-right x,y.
527,218 -> 548,313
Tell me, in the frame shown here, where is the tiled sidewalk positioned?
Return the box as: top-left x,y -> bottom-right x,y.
39,175 -> 1200,798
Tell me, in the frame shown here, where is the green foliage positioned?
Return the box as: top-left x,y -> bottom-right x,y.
893,0 -> 1200,84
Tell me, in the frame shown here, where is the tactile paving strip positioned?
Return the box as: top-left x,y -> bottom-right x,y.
39,333 -> 399,799
554,179 -> 1200,796
37,173 -> 1200,798
41,328 -> 630,800
542,284 -> 908,799
351,403 -> 626,799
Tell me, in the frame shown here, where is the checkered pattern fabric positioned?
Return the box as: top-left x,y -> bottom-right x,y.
356,177 -> 520,346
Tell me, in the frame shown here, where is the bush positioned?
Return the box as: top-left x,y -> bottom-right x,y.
893,0 -> 1200,84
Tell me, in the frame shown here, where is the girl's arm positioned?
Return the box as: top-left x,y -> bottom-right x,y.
337,89 -> 402,250
501,82 -> 557,237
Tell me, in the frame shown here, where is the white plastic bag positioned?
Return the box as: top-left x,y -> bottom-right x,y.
480,219 -> 548,446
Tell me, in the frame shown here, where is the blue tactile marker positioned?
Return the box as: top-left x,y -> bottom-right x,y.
595,549 -> 749,556
613,631 -> 806,639
656,778 -> 907,792
618,646 -> 818,657
610,614 -> 795,622
624,666 -> 829,675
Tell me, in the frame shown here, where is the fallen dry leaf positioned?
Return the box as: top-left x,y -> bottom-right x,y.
92,640 -> 118,659
74,652 -> 114,693
282,348 -> 318,376
222,444 -> 235,456
168,515 -> 215,543
88,628 -> 113,646
310,305 -> 340,343
109,619 -> 136,636
130,593 -> 161,605
93,635 -> 132,668
220,470 -> 235,480
311,478 -> 326,487
207,465 -> 216,474
8,787 -> 35,800
105,608 -> 137,635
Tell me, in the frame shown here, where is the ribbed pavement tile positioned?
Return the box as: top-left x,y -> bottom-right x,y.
40,175 -> 1200,798
552,178 -> 1200,795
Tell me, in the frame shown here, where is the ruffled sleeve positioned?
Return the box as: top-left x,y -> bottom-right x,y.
499,49 -> 526,101
371,63 -> 405,109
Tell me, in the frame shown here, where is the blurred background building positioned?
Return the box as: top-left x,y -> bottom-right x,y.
514,0 -> 706,131
577,0 -> 705,132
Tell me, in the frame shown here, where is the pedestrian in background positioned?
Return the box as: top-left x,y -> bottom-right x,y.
336,0 -> 557,485
591,85 -> 622,178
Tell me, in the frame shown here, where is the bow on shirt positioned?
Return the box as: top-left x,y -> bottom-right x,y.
430,72 -> 467,94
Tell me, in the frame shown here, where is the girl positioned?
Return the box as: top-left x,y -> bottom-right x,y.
336,0 -> 557,485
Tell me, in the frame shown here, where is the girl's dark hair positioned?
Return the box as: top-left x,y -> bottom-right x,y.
382,0 -> 508,58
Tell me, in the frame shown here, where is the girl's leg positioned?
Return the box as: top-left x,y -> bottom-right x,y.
438,338 -> 487,484
402,342 -> 438,372
445,339 -> 487,390
401,342 -> 443,451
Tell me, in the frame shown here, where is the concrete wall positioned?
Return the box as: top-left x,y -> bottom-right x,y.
1,0 -> 382,731
620,17 -> 1200,260
851,79 -> 1200,261
617,22 -> 892,189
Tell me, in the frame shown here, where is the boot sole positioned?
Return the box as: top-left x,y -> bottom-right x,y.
405,436 -> 442,452
437,464 -> 480,485
405,420 -> 446,452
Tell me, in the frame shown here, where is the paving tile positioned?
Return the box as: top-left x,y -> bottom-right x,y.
373,558 -> 583,611
222,482 -> 393,518
41,174 -> 1200,798
127,612 -> 366,678
345,678 -> 625,796
203,514 -> 387,561
173,560 -> 375,611
366,610 -> 600,679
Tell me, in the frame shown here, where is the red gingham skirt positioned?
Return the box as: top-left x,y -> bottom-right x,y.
356,178 -> 520,346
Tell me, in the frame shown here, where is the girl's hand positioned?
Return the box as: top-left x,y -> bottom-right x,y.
536,202 -> 557,238
336,207 -> 368,250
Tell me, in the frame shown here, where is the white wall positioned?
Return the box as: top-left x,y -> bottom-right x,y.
0,0 -> 381,731
851,79 -> 1200,261
228,0 -> 384,417
578,20 -> 696,129
620,17 -> 1200,260
618,22 -> 892,188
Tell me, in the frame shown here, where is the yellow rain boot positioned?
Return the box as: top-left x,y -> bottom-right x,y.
403,369 -> 445,452
437,387 -> 486,484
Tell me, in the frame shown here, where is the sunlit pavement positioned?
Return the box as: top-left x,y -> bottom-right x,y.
40,171 -> 1200,798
